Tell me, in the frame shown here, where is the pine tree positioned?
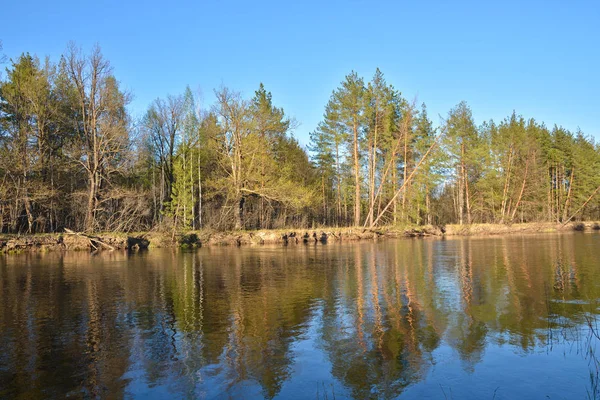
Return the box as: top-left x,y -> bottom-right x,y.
443,101 -> 480,225
364,69 -> 399,226
412,103 -> 442,225
329,72 -> 366,226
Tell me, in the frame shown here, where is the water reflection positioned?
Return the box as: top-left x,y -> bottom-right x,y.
1,233 -> 599,399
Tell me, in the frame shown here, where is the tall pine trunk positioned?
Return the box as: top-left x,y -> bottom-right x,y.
353,120 -> 361,226
511,153 -> 530,222
392,153 -> 397,225
368,120 -> 377,226
562,167 -> 575,222
500,146 -> 513,223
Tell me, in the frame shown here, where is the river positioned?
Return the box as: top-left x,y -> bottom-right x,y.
1,232 -> 599,399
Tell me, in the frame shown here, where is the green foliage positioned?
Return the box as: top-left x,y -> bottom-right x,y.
1,47 -> 599,233
178,232 -> 200,248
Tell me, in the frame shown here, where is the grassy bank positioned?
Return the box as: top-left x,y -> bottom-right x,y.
0,222 -> 598,253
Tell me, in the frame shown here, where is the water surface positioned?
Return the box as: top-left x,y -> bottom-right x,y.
1,233 -> 599,399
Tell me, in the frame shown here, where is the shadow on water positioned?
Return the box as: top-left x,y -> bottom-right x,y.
0,232 -> 599,399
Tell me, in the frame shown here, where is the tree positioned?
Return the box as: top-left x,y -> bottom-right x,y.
412,103 -> 442,225
250,83 -> 291,227
486,112 -> 537,223
0,53 -> 65,232
169,87 -> 202,229
330,72 -> 366,226
364,69 -> 398,226
568,131 -> 600,221
65,43 -> 130,231
142,94 -> 185,220
3,43 -> 600,233
309,123 -> 336,225
309,98 -> 348,226
213,87 -> 252,229
443,102 -> 479,225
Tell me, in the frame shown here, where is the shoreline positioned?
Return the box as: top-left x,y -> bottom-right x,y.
0,222 -> 598,253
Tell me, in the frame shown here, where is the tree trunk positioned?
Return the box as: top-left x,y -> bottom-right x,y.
336,143 -> 342,226
353,120 -> 361,226
458,165 -> 464,225
547,166 -> 553,222
183,150 -> 187,227
460,142 -> 471,224
510,152 -> 530,222
21,175 -> 34,234
191,149 -> 195,230
562,184 -> 600,226
555,164 -> 560,223
198,151 -> 202,229
500,146 -> 513,223
322,175 -> 327,225
160,166 -> 165,216
425,184 -> 432,225
401,124 -> 409,222
465,167 -> 472,225
368,120 -> 377,226
562,167 -> 575,223
344,189 -> 348,226
152,164 -> 157,224
370,135 -> 438,227
23,195 -> 34,234
86,172 -> 97,232
235,195 -> 244,230
392,153 -> 397,225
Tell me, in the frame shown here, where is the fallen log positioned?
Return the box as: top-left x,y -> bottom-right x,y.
562,184 -> 600,227
64,228 -> 116,251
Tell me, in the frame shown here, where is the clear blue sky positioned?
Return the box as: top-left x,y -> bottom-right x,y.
2,0 -> 599,146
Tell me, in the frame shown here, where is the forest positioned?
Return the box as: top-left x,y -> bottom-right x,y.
1,43 -> 599,234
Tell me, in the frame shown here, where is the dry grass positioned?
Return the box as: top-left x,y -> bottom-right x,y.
444,221 -> 600,236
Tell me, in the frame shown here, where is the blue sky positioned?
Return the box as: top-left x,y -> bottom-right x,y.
2,0 -> 599,146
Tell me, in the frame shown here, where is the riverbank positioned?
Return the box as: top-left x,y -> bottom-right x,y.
0,222 -> 598,253
444,221 -> 600,236
0,226 -> 440,253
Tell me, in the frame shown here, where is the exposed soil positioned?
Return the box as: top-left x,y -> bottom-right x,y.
1,222 -> 597,253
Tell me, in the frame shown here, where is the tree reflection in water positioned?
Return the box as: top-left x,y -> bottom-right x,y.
1,233 -> 600,399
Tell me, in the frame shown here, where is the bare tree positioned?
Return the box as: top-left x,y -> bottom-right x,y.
142,94 -> 185,214
66,43 -> 130,232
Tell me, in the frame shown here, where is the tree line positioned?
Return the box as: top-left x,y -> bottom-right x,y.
1,43 -> 599,233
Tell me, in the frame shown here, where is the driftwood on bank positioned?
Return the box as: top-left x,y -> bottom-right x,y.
4,222 -> 600,253
64,228 -> 116,251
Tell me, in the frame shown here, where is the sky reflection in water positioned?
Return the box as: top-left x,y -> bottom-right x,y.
1,232 -> 599,399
